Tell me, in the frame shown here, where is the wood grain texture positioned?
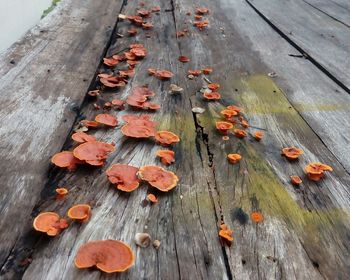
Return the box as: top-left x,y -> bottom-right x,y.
1,0 -> 350,279
0,0 -> 124,276
248,0 -> 350,90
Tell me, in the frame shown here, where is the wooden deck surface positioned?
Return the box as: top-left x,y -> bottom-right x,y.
0,0 -> 350,279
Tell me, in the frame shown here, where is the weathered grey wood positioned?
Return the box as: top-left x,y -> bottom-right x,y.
303,0 -> 350,27
247,0 -> 350,90
0,0 -> 124,275
2,0 -> 350,279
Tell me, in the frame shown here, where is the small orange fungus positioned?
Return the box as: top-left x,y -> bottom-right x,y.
234,129 -> 247,138
290,175 -> 302,186
216,121 -> 233,135
73,141 -> 115,166
56,188 -> 68,195
33,212 -> 68,236
147,194 -> 158,203
72,132 -> 96,143
227,153 -> 242,164
67,204 -> 91,222
156,150 -> 175,165
254,131 -> 264,141
219,223 -> 233,242
106,164 -> 140,192
75,240 -> 135,273
251,212 -> 264,223
51,151 -> 83,171
304,162 -> 333,181
281,147 -> 304,160
155,131 -> 180,146
203,92 -> 221,100
95,114 -> 118,127
138,165 -> 178,192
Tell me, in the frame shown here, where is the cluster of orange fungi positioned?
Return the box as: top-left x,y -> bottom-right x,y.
193,7 -> 210,30
219,223 -> 234,244
126,86 -> 160,110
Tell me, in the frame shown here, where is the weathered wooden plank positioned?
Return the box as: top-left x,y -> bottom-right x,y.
14,1 -> 230,279
247,0 -> 350,90
0,0 -> 124,275
303,0 -> 350,27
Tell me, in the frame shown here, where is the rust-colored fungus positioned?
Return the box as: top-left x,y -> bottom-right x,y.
220,109 -> 238,119
111,99 -> 125,109
304,162 -> 333,181
127,28 -> 138,36
193,19 -> 209,30
95,114 -> 118,127
216,121 -> 233,135
227,153 -> 242,164
72,132 -> 96,143
126,86 -> 158,110
290,175 -> 302,186
99,75 -> 126,88
51,151 -> 83,171
254,131 -> 264,141
103,57 -> 120,67
251,212 -> 264,223
234,129 -> 247,138
239,116 -> 249,128
156,150 -> 175,165
281,147 -> 304,160
227,105 -> 243,113
106,164 -> 140,192
73,141 -> 115,166
80,120 -> 99,128
56,187 -> 68,195
67,204 -> 91,222
75,240 -> 135,273
178,56 -> 190,63
202,68 -> 213,75
142,22 -> 153,30
155,131 -> 180,146
154,70 -> 174,79
219,223 -> 233,242
138,165 -> 179,192
188,69 -> 202,76
196,7 -> 209,15
147,194 -> 158,203
33,212 -> 68,236
121,115 -> 156,138
208,83 -> 220,91
203,92 -> 221,100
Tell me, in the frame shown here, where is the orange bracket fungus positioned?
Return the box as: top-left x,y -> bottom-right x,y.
148,69 -> 174,79
208,83 -> 220,91
304,162 -> 333,181
56,187 -> 68,195
95,114 -> 118,127
73,141 -> 115,166
188,69 -> 202,76
156,150 -> 175,165
290,175 -> 302,186
155,131 -> 180,146
138,165 -> 179,192
51,151 -> 83,171
227,153 -> 242,164
67,204 -> 91,222
33,212 -> 68,236
234,129 -> 247,138
147,194 -> 158,203
106,164 -> 140,192
72,132 -> 96,143
219,223 -> 233,244
227,105 -> 243,113
202,67 -> 213,75
220,109 -> 238,119
254,131 -> 264,141
281,146 -> 304,160
80,120 -> 99,128
203,92 -> 221,100
216,121 -> 234,135
121,115 -> 156,138
178,55 -> 190,63
251,212 -> 264,223
75,240 -> 135,273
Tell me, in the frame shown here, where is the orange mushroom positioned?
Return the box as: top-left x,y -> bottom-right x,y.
227,105 -> 243,113
203,92 -> 221,100
208,83 -> 220,91
156,150 -> 175,165
95,114 -> 118,127
67,204 -> 91,222
220,109 -> 238,119
178,56 -> 190,63
304,162 -> 333,181
75,240 -> 135,273
106,164 -> 140,192
138,165 -> 178,192
72,132 -> 96,143
227,153 -> 242,164
216,121 -> 234,135
51,151 -> 83,171
151,70 -> 174,79
234,129 -> 247,138
281,147 -> 304,160
33,212 -> 68,236
202,68 -> 213,75
219,223 -> 233,243
80,120 -> 99,128
188,69 -> 202,76
73,141 -> 115,166
196,7 -> 209,15
121,117 -> 156,138
290,175 -> 302,186
254,131 -> 264,141
147,194 -> 158,203
251,212 -> 264,223
155,131 -> 180,146
56,187 -> 68,195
